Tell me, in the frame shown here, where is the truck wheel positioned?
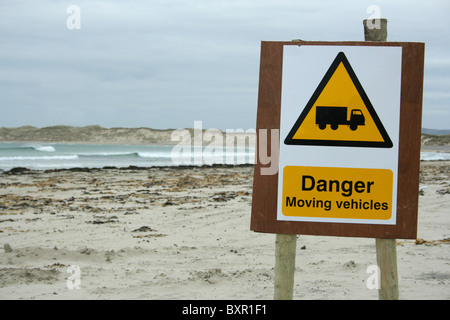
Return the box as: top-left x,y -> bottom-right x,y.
350,124 -> 358,131
331,123 -> 339,130
318,123 -> 326,130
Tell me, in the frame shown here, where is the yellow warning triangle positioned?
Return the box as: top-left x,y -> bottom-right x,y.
284,52 -> 392,148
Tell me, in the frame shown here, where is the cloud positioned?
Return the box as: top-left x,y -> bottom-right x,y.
0,0 -> 448,130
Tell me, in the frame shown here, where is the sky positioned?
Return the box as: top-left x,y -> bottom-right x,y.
0,0 -> 449,131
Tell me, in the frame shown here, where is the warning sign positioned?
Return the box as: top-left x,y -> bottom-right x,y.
277,45 -> 403,225
251,41 -> 424,239
282,166 -> 393,220
284,52 -> 392,148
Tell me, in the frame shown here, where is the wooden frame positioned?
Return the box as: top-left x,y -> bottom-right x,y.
250,41 -> 425,239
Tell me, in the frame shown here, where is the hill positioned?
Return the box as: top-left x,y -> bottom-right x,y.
421,133 -> 450,146
0,125 -> 448,147
0,125 -> 254,146
422,128 -> 450,135
0,125 -> 177,145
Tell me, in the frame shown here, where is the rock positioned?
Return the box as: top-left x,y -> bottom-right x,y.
344,260 -> 357,268
415,238 -> 426,245
437,188 -> 450,195
5,167 -> 30,175
4,243 -> 13,253
132,226 -> 156,232
163,200 -> 175,206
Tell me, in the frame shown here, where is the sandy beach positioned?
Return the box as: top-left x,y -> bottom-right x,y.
0,161 -> 448,300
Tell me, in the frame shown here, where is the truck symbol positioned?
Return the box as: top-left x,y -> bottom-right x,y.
316,106 -> 365,131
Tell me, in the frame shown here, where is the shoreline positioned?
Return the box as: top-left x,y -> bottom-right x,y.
1,141 -> 449,150
1,160 -> 449,174
0,163 -> 256,174
421,145 -> 450,153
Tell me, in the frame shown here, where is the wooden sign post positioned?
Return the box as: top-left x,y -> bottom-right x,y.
274,233 -> 296,300
251,22 -> 424,300
364,18 -> 399,300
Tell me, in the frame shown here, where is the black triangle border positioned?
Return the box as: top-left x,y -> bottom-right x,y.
284,51 -> 393,148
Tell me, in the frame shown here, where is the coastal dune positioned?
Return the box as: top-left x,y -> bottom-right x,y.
0,125 -> 179,145
0,125 -> 256,146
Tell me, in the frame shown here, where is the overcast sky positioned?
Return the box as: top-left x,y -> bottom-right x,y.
0,0 -> 449,130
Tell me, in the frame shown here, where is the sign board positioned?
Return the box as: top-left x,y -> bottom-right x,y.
251,41 -> 425,239
279,45 -> 401,225
283,51 -> 393,148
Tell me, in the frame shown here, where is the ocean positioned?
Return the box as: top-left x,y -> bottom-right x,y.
0,142 -> 448,171
0,142 -> 255,171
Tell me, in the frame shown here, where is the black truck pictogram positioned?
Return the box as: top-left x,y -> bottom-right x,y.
316,106 -> 365,131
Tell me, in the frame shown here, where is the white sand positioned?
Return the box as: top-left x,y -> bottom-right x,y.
0,162 -> 448,300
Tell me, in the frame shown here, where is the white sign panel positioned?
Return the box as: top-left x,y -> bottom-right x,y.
277,45 -> 402,225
